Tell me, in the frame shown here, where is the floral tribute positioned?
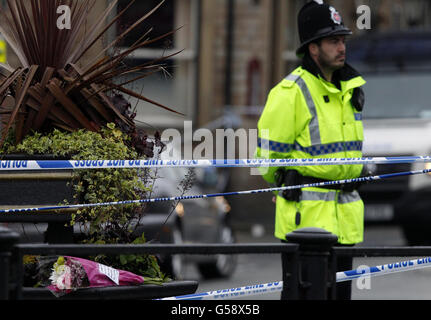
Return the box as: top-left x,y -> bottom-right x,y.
48,256 -> 162,297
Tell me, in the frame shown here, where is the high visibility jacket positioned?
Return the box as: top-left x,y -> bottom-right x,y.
256,65 -> 366,244
0,37 -> 6,63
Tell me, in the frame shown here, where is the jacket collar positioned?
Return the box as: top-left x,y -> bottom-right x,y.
301,54 -> 363,90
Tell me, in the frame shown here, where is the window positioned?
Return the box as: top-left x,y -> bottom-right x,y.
114,0 -> 199,129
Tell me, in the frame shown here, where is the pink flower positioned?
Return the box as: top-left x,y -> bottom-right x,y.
53,265 -> 72,290
47,256 -> 160,298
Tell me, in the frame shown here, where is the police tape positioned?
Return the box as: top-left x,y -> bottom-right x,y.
336,257 -> 431,282
1,167 -> 430,214
160,257 -> 431,300
159,282 -> 284,301
1,156 -> 431,171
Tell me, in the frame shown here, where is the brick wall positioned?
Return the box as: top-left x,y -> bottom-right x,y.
200,0 -> 275,231
205,0 -> 272,114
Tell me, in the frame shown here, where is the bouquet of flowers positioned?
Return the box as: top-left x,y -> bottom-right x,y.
48,256 -> 89,295
48,256 -> 163,297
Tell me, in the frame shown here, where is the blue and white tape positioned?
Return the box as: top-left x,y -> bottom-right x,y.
160,282 -> 284,301
1,167 -> 430,214
161,257 -> 431,300
336,257 -> 431,283
1,156 -> 431,171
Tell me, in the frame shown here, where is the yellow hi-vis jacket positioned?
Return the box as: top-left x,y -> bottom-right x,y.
0,37 -> 6,63
256,65 -> 366,244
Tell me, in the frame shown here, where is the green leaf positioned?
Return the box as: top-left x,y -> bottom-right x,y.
119,255 -> 127,265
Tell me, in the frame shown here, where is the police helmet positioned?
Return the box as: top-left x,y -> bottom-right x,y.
296,1 -> 352,57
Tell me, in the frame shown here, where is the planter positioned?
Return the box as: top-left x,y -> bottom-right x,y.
0,154 -> 76,244
21,281 -> 198,300
0,156 -> 191,301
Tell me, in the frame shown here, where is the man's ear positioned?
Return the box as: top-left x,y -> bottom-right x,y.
308,43 -> 319,58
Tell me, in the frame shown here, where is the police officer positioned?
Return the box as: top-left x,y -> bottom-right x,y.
256,1 -> 366,300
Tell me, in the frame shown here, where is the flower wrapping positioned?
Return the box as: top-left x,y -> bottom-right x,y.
48,256 -> 146,297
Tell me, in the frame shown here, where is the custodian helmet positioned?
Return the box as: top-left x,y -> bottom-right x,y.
296,1 -> 352,57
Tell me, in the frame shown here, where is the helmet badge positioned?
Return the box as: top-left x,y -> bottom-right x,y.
329,6 -> 342,25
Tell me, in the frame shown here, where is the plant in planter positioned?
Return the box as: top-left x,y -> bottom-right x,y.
0,0 -> 189,288
0,0 -> 182,147
6,125 -> 175,279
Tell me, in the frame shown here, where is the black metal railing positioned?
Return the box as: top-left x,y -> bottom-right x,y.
0,226 -> 301,300
2,225 -> 431,301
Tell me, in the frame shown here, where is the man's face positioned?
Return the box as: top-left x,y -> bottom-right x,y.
313,35 -> 346,71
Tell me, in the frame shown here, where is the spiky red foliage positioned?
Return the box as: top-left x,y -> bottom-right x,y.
0,0 -> 180,154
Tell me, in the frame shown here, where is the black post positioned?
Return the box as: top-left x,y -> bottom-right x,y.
281,249 -> 299,300
0,226 -> 20,300
285,228 -> 338,300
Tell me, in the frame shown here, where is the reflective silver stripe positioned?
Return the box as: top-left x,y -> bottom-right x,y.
285,74 -> 321,145
300,190 -> 361,203
285,74 -> 301,82
338,191 -> 361,204
301,190 -> 336,202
